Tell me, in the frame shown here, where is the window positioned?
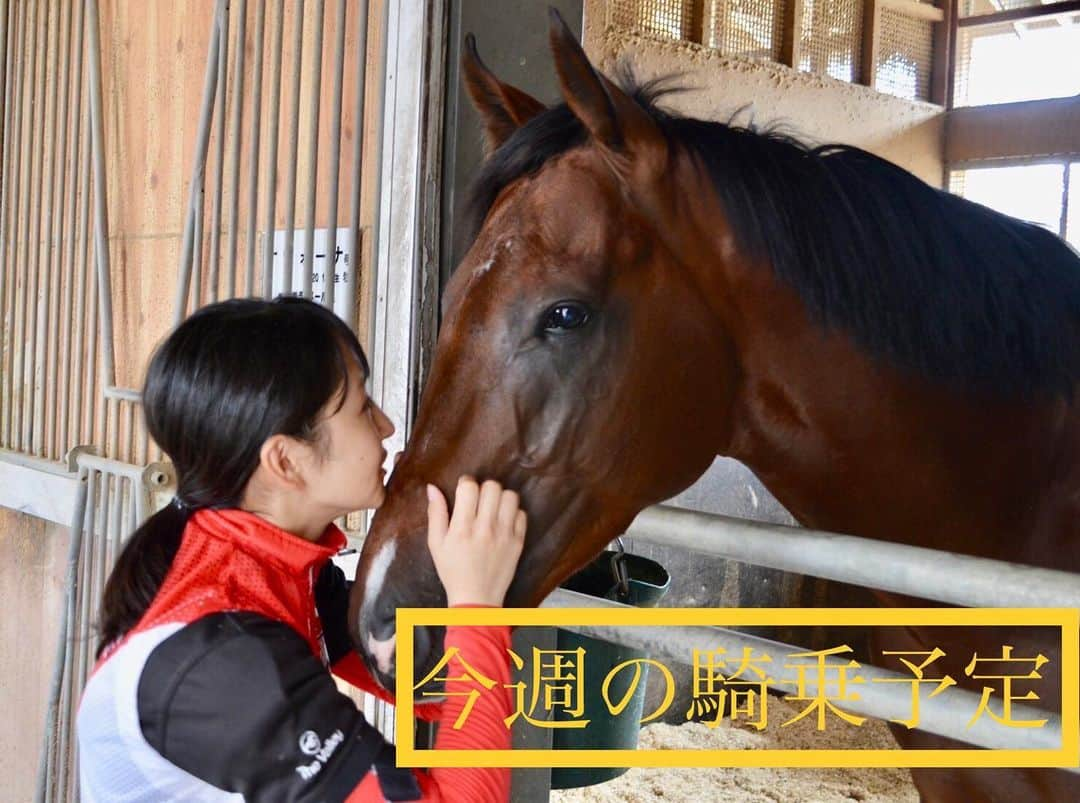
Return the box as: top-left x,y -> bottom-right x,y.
951,162 -> 1077,249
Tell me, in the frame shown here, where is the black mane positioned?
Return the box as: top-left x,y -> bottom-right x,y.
464,81 -> 1080,399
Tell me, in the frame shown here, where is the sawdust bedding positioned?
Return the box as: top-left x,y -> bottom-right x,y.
550,695 -> 919,803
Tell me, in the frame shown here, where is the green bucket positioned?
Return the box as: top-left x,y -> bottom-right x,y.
550,549 -> 670,789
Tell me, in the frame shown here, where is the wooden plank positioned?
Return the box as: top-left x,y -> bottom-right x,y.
781,0 -> 804,68
946,96 -> 1080,165
930,0 -> 955,107
882,0 -> 945,21
860,0 -> 883,88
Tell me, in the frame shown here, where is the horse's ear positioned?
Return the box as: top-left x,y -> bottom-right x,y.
463,33 -> 546,155
548,8 -> 661,159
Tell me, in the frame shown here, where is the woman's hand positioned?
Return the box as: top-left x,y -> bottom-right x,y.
426,477 -> 527,607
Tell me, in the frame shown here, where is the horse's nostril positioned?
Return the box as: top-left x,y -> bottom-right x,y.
369,608 -> 396,642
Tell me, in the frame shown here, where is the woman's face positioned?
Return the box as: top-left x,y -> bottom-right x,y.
304,356 -> 396,516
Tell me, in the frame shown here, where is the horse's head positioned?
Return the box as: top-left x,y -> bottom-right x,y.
350,11 -> 737,687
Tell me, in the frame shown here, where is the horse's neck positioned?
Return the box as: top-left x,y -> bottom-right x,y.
713,264 -> 1080,570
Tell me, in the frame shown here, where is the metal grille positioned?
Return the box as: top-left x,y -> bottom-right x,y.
607,0 -> 698,41
37,452 -> 161,803
798,0 -> 863,82
0,0 -> 117,464
875,7 -> 934,101
705,0 -> 786,60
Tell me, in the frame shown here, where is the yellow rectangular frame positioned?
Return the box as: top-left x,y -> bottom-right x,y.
395,607 -> 1079,769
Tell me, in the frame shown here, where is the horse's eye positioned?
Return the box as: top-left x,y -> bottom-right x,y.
542,302 -> 591,333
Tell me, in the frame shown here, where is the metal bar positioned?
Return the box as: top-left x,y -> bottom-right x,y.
36,0 -> 64,458
191,177 -> 204,310
958,0 -> 1080,26
73,111 -> 92,449
58,0 -> 87,461
1060,161 -> 1071,241
346,0 -> 371,332
85,214 -> 98,445
627,505 -> 1080,610
323,0 -> 348,311
174,3 -> 223,324
123,398 -> 134,463
6,0 -> 30,449
77,449 -> 153,484
0,0 -> 11,449
22,0 -> 47,452
207,0 -> 230,303
74,468 -> 97,689
86,0 -> 114,391
543,589 -> 1068,757
243,0 -> 265,295
0,0 -> 25,448
45,0 -> 76,460
261,0 -> 285,298
300,0 -> 324,302
103,384 -> 141,402
35,470 -> 88,803
301,0 -> 325,301
226,0 -> 246,298
281,0 -> 307,295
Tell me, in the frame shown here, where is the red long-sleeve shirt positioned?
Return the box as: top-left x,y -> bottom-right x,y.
77,508 -> 512,802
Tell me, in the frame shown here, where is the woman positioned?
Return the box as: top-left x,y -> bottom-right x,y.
77,297 -> 524,802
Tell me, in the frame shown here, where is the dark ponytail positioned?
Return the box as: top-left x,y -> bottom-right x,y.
96,298 -> 369,656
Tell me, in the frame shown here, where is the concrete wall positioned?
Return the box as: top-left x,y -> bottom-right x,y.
0,509 -> 71,803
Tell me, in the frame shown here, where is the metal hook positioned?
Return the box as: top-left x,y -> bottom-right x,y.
610,536 -> 631,600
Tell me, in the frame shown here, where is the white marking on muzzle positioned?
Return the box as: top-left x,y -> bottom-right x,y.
362,541 -> 397,614
366,631 -> 397,676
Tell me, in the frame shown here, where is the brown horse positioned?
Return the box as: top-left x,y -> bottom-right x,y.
349,10 -> 1080,801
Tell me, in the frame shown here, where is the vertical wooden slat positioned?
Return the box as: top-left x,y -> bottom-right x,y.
781,0 -> 804,68
860,0 -> 882,88
930,0 -> 955,106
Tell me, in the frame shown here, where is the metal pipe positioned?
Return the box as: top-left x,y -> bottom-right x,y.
46,0 -> 76,460
103,385 -> 141,402
226,0 -> 246,298
543,589 -> 1069,757
191,178 -> 204,311
243,0 -> 265,295
72,118 -> 91,448
78,450 -> 154,484
20,0 -> 47,452
33,0 -> 63,458
4,0 -> 26,448
86,0 -> 115,393
123,398 -> 134,463
281,0 -> 307,295
58,0 -> 87,461
323,0 -> 348,311
0,0 -> 25,448
627,505 -> 1080,610
301,0 -> 325,301
207,0 -> 230,303
74,468 -> 97,689
261,0 -> 285,299
0,0 -> 13,449
346,0 -> 370,332
35,468 -> 88,803
174,3 -> 223,324
85,218 -> 98,444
